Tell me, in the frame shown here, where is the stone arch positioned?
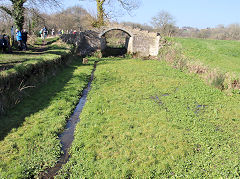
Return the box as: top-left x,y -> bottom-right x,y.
98,25 -> 160,56
99,28 -> 133,38
99,27 -> 133,56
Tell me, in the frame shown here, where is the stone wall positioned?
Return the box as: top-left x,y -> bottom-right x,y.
127,35 -> 160,56
61,31 -> 101,56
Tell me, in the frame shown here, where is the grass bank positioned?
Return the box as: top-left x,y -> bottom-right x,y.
159,37 -> 240,91
57,57 -> 240,178
175,37 -> 240,73
0,37 -> 74,114
0,56 -> 93,178
0,37 -> 71,77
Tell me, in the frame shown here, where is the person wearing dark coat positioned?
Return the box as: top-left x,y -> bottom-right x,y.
0,34 -> 12,53
22,29 -> 28,50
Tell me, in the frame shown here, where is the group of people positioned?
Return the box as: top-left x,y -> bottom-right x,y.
15,28 -> 28,51
66,29 -> 78,35
1,25 -> 80,53
0,34 -> 11,53
40,27 -> 48,40
40,28 -> 78,38
56,29 -> 78,35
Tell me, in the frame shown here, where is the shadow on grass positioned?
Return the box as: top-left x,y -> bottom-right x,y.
0,59 -> 87,141
0,55 -> 130,140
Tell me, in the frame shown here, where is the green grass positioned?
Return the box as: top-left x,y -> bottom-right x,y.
0,56 -> 93,178
0,37 -> 63,63
174,37 -> 240,73
56,57 -> 240,178
0,37 -> 71,77
34,37 -> 59,46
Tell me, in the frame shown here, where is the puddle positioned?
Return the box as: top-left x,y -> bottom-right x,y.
162,93 -> 169,97
196,105 -> 207,108
150,96 -> 163,105
195,104 -> 208,114
39,61 -> 98,178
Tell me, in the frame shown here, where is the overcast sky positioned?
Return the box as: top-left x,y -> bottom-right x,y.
61,0 -> 240,29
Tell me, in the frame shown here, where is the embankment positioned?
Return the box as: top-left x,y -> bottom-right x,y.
0,43 -> 73,114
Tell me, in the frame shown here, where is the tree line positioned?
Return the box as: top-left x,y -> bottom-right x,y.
1,0 -> 240,41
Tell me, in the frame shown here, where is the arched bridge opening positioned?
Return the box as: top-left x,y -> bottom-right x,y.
100,28 -> 132,57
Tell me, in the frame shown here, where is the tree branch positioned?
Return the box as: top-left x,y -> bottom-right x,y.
0,5 -> 12,16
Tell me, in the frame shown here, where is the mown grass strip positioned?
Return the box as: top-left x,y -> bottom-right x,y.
0,56 -> 93,178
58,57 -> 240,178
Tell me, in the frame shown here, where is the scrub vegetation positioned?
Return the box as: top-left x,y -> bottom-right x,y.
56,57 -> 240,178
0,56 -> 93,178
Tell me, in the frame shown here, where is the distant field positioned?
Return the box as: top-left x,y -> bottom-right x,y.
174,37 -> 240,73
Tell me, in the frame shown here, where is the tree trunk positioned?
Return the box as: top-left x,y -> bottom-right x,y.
0,0 -> 25,30
97,0 -> 104,26
13,0 -> 25,30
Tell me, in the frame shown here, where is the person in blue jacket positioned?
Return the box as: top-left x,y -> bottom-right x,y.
15,29 -> 22,50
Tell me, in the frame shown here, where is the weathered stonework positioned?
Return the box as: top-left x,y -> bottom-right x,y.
98,24 -> 161,56
61,31 -> 101,56
61,24 -> 161,57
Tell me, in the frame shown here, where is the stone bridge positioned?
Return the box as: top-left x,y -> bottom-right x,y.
61,24 -> 161,57
98,24 -> 161,56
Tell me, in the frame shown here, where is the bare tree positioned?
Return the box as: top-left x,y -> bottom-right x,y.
121,21 -> 154,31
0,9 -> 12,33
44,6 -> 92,32
0,0 -> 60,30
151,10 -> 176,36
80,0 -> 140,27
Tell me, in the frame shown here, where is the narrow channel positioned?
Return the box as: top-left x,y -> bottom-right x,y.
39,61 -> 98,179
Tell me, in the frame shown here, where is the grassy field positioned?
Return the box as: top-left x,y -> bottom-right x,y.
174,37 -> 240,74
0,56 -> 93,178
55,57 -> 240,178
1,37 -> 240,178
0,37 -> 71,77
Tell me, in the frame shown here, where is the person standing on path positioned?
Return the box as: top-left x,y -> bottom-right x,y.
52,29 -> 55,36
43,27 -> 48,39
42,26 -> 48,44
40,28 -> 43,39
22,29 -> 28,50
11,26 -> 15,47
15,29 -> 22,50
